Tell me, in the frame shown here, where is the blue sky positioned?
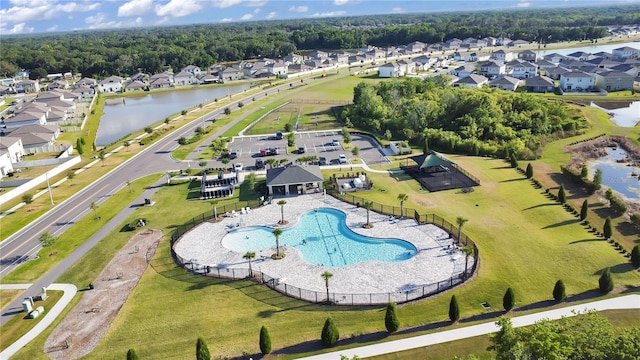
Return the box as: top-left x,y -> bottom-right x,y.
1,0 -> 638,35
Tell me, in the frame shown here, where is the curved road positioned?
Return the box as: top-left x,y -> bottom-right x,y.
0,75 -> 329,326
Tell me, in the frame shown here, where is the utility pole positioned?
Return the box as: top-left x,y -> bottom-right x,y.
46,172 -> 54,205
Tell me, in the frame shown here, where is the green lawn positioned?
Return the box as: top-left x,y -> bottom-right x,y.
12,153 -> 639,359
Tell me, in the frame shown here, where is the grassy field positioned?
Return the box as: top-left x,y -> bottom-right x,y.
12,152 -> 639,359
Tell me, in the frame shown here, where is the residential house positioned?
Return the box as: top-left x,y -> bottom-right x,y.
181,65 -> 202,76
35,91 -> 66,103
3,111 -> 47,129
266,61 -> 288,76
14,79 -> 40,93
125,81 -> 147,92
348,55 -> 367,65
330,53 -> 349,65
287,64 -> 314,73
406,41 -> 427,53
412,55 -> 437,68
74,77 -> 97,88
543,53 -> 570,64
592,51 -> 614,59
48,80 -> 68,90
379,62 -> 402,78
173,71 -> 196,86
510,61 -> 538,79
496,37 -> 512,46
483,36 -> 498,46
536,59 -> 560,73
18,132 -> 55,152
97,76 -> 124,93
5,124 -> 61,139
0,152 -> 13,178
0,137 -> 24,162
490,50 -> 514,62
566,51 -> 592,61
586,57 -> 620,69
593,71 -> 635,91
560,71 -> 594,92
219,67 -> 242,82
612,46 -> 640,59
129,72 -> 148,82
149,71 -> 174,88
478,61 -> 505,78
453,74 -> 488,88
517,50 -> 537,62
368,48 -> 387,59
545,66 -> 572,80
489,76 -> 522,91
46,73 -> 63,81
524,75 -> 556,92
609,63 -> 639,77
308,50 -> 329,60
450,64 -> 476,78
284,54 -> 305,65
445,38 -> 463,49
508,39 -> 530,47
198,73 -> 220,84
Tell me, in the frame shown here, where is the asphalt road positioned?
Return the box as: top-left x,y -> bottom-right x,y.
0,76 -> 323,326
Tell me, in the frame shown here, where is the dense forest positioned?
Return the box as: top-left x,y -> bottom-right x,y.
341,77 -> 583,159
1,5 -> 639,79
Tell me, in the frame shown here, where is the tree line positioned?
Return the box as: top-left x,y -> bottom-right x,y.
1,5 -> 638,78
341,77 -> 582,159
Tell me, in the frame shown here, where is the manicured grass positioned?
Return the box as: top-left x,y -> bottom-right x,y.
13,154 -> 638,359
0,290 -> 21,309
0,290 -> 63,352
1,174 -> 161,284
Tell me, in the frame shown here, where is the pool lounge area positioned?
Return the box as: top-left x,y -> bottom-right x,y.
173,193 -> 473,304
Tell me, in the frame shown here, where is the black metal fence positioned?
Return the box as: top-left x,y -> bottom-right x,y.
170,194 -> 479,306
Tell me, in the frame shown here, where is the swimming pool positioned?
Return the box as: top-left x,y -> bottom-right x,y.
221,208 -> 417,267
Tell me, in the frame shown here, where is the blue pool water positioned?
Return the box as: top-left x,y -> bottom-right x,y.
221,208 -> 417,267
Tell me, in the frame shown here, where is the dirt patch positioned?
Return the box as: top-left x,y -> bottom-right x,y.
44,229 -> 161,359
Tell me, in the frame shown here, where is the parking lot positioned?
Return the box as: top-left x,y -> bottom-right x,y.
223,130 -> 388,170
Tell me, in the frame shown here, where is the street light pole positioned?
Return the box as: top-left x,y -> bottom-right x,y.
45,172 -> 54,205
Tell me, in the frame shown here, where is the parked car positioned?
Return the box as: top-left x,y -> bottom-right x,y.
234,163 -> 243,172
229,149 -> 238,159
260,147 -> 279,156
275,131 -> 283,140
298,146 -> 306,154
319,156 -> 327,165
255,158 -> 264,169
332,139 -> 340,146
338,154 -> 348,164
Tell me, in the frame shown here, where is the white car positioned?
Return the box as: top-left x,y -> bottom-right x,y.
338,154 -> 348,164
234,163 -> 243,172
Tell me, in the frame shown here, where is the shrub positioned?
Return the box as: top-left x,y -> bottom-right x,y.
196,337 -> 211,360
509,153 -> 518,168
593,169 -> 603,191
284,123 -> 293,132
449,295 -> 460,322
127,348 -> 140,360
238,101 -> 244,107
603,217 -> 612,240
610,196 -> 628,215
321,317 -> 339,346
384,302 -> 400,333
224,107 -> 231,115
352,146 -> 360,156
581,164 -> 588,178
178,137 -> 188,145
553,280 -> 566,302
144,126 -> 153,134
525,163 -> 533,179
631,245 -> 640,269
598,268 -> 614,294
503,287 -> 515,312
181,110 -> 188,115
259,325 -> 272,354
630,213 -> 640,227
580,199 -> 589,221
165,117 -> 170,124
557,184 -> 566,204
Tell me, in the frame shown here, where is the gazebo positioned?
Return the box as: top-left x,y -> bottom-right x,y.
417,151 -> 455,174
403,151 -> 479,192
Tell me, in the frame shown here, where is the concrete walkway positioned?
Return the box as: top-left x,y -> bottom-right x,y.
0,283 -> 77,360
297,294 -> 640,359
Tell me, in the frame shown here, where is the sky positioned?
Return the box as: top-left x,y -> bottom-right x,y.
1,0 -> 639,35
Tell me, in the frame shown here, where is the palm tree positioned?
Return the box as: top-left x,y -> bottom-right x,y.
243,251 -> 256,277
456,216 -> 468,243
461,246 -> 474,278
397,193 -> 408,218
277,200 -> 287,224
272,228 -> 283,257
363,200 -> 373,228
321,271 -> 333,303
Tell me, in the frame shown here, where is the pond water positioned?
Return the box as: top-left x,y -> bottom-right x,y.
590,101 -> 640,127
536,41 -> 639,57
589,146 -> 640,202
95,83 -> 251,145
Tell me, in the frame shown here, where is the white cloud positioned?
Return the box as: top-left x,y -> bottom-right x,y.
220,18 -> 233,22
209,0 -> 243,8
333,0 -> 350,5
0,1 -> 101,24
253,8 -> 260,14
310,11 -> 347,17
244,0 -> 267,6
391,7 -> 405,13
155,0 -> 202,17
84,12 -> 143,29
240,13 -> 253,20
266,11 -> 276,19
118,0 -> 153,17
0,22 -> 34,34
47,24 -> 58,32
517,1 -> 531,7
289,5 -> 308,13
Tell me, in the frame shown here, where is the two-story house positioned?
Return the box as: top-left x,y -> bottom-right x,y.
478,61 -> 505,78
612,46 -> 640,59
510,61 -> 538,79
560,71 -> 594,92
593,70 -> 635,91
491,50 -> 514,62
97,76 -> 124,93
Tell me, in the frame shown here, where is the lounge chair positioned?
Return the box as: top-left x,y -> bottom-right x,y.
231,210 -> 237,217
246,207 -> 252,213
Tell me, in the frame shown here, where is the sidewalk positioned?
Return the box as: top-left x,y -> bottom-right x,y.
297,294 -> 640,359
0,283 -> 77,360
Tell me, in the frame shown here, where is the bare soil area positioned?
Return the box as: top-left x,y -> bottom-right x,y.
44,229 -> 161,359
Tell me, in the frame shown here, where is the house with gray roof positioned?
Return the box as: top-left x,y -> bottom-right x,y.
594,70 -> 635,91
174,71 -> 197,86
3,111 -> 47,129
517,50 -> 537,62
524,76 -> 555,92
545,66 -> 572,80
15,79 -> 40,93
453,74 -> 488,88
74,77 -> 97,88
612,46 -> 640,59
219,67 -> 242,82
98,76 -> 124,93
266,165 -> 323,196
125,80 -> 147,92
489,76 -> 521,91
0,137 -> 24,163
450,63 -> 476,79
560,71 -> 594,92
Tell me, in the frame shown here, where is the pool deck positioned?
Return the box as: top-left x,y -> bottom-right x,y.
174,193 -> 472,298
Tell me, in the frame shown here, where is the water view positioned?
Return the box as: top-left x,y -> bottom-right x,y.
95,83 -> 251,145
589,146 -> 640,201
590,101 -> 640,127
536,41 -> 639,57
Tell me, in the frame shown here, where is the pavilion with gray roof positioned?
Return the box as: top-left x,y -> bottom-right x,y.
266,164 -> 323,196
